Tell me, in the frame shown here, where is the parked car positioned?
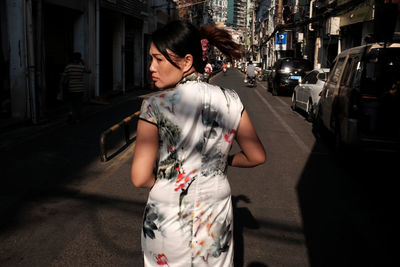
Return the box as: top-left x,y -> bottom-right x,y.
291,68 -> 330,121
314,42 -> 400,151
267,57 -> 313,96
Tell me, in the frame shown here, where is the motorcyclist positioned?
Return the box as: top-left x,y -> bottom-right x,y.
245,60 -> 257,86
203,62 -> 213,82
205,62 -> 213,74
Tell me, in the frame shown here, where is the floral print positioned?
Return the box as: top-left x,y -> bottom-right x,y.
139,74 -> 243,266
155,254 -> 169,266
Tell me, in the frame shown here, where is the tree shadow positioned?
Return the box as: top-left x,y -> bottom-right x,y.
297,137 -> 399,266
232,194 -> 260,267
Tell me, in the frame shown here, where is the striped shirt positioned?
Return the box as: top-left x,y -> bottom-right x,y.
62,63 -> 88,92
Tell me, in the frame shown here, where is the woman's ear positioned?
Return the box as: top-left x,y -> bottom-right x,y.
182,54 -> 194,73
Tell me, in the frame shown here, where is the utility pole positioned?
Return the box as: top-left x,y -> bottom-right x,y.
277,0 -> 283,25
251,5 -> 255,61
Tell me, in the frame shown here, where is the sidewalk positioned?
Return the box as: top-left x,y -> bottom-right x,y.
0,87 -> 155,230
0,88 -> 153,152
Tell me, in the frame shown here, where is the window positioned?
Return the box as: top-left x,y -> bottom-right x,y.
346,56 -> 359,86
304,71 -> 318,84
330,57 -> 345,83
317,72 -> 329,81
302,73 -> 311,84
309,71 -> 318,84
341,57 -> 353,86
361,48 -> 400,95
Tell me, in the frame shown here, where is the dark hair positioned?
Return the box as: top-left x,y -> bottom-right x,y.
152,20 -> 241,74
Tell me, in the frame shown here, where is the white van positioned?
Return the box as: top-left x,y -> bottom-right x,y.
315,42 -> 400,151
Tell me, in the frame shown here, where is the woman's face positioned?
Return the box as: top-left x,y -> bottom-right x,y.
149,43 -> 186,89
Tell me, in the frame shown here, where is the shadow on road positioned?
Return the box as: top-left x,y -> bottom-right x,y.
0,98 -> 142,234
297,137 -> 398,266
232,195 -> 260,267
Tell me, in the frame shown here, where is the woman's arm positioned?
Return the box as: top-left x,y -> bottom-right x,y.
131,119 -> 159,188
229,110 -> 266,167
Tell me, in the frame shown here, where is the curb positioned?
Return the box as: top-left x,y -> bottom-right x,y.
0,89 -> 152,152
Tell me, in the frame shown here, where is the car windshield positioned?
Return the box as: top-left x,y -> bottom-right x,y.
281,59 -> 312,70
360,47 -> 400,96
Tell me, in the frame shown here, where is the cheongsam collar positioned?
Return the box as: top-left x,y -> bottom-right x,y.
178,72 -> 201,85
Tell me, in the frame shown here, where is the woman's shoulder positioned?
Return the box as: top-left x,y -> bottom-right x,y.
177,80 -> 207,93
221,86 -> 240,99
177,80 -> 241,104
143,88 -> 177,101
206,83 -> 240,100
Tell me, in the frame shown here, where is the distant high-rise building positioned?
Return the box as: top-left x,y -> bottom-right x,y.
227,0 -> 234,25
226,0 -> 247,28
233,0 -> 247,28
211,0 -> 228,24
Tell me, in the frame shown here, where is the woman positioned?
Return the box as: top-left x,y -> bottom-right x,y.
131,20 -> 266,266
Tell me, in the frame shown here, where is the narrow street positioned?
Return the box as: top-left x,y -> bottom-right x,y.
0,69 -> 397,266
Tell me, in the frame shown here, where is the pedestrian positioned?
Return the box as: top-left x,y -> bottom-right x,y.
131,20 -> 266,266
59,52 -> 90,123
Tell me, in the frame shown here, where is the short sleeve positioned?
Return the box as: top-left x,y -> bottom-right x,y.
228,88 -> 244,117
139,98 -> 158,126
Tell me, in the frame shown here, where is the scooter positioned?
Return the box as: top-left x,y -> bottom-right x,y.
222,66 -> 227,75
247,76 -> 257,87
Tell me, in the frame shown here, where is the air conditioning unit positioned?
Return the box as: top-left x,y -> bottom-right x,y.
326,17 -> 340,36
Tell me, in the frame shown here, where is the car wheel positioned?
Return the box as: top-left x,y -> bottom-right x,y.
272,82 -> 278,96
291,92 -> 297,110
306,99 -> 314,121
312,106 -> 324,138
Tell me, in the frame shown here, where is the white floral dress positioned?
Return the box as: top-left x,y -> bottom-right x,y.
139,73 -> 244,266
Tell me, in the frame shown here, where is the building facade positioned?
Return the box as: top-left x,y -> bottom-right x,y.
254,0 -> 400,70
211,0 -> 228,24
0,0 -> 176,124
233,0 -> 247,28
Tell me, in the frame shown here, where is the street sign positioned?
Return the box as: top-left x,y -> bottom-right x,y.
275,32 -> 287,50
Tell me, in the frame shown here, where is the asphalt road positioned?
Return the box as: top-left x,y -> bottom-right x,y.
0,69 -> 398,266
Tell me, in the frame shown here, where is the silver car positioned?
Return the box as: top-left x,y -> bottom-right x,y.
291,68 -> 330,121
